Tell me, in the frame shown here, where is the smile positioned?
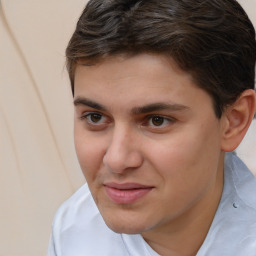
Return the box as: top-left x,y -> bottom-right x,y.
104,183 -> 154,204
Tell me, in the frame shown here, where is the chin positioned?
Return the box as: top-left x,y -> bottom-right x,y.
97,198 -> 156,234
103,215 -> 151,234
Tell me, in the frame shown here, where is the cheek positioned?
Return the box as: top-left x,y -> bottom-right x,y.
144,128 -> 222,216
146,122 -> 221,185
74,128 -> 106,181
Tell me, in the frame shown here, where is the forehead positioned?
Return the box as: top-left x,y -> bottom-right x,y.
74,53 -> 193,90
73,53 -> 213,113
75,53 -> 190,78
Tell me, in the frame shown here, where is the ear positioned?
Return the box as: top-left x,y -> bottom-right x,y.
221,89 -> 256,152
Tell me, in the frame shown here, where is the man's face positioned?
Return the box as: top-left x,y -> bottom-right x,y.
73,53 -> 225,235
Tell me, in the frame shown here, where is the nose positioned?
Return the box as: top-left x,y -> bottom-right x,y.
103,127 -> 143,174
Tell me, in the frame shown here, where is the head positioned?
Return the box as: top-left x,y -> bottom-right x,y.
67,0 -> 256,118
67,0 -> 256,244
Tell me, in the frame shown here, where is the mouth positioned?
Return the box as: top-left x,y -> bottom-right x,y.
103,182 -> 154,204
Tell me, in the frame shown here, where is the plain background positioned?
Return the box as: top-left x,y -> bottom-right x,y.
0,0 -> 255,255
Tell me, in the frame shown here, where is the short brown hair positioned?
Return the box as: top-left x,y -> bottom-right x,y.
66,0 -> 256,118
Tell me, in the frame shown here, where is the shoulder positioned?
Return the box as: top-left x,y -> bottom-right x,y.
197,152 -> 256,256
225,152 -> 256,211
50,183 -> 130,256
52,183 -> 96,229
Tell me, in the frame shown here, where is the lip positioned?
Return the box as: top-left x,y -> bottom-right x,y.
104,182 -> 154,204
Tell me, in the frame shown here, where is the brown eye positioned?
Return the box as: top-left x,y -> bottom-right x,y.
89,113 -> 103,123
151,116 -> 164,126
81,112 -> 110,131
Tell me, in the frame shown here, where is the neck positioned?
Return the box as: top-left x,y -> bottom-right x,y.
142,153 -> 225,256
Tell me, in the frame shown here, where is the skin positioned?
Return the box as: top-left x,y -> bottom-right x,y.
73,53 -> 228,256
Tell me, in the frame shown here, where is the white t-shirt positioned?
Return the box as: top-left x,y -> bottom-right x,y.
48,152 -> 256,256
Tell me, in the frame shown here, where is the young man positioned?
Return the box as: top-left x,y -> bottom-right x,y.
48,0 -> 256,255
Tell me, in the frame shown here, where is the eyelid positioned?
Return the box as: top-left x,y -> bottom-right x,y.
142,114 -> 176,128
80,111 -> 110,126
80,110 -> 103,118
78,111 -> 176,132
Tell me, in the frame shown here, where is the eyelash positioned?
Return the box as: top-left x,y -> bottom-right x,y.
80,112 -> 175,130
80,112 -> 109,124
141,115 -> 176,132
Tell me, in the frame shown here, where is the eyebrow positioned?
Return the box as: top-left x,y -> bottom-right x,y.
132,103 -> 189,115
74,97 -> 189,114
74,97 -> 107,111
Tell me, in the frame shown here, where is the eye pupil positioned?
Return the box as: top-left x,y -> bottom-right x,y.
152,116 -> 164,126
90,114 -> 102,123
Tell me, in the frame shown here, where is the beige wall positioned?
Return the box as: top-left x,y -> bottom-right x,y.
1,1 -> 87,255
0,0 -> 255,255
235,0 -> 256,173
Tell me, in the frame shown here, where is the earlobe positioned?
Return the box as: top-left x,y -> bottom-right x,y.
221,89 -> 256,152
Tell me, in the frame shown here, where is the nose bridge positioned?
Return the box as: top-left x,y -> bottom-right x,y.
103,124 -> 142,173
